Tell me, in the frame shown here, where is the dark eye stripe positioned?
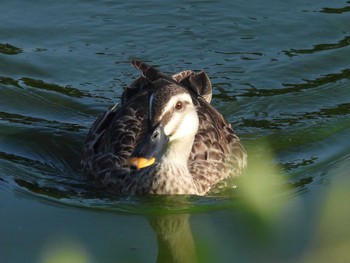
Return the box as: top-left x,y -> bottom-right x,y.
161,111 -> 173,127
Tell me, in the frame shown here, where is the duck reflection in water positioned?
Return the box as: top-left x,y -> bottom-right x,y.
149,213 -> 197,263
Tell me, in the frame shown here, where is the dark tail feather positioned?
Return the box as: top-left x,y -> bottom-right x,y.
131,60 -> 173,83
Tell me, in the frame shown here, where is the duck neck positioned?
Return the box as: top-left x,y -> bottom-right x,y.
163,135 -> 194,166
152,136 -> 197,195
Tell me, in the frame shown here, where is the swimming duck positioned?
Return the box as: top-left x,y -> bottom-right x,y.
81,60 -> 247,195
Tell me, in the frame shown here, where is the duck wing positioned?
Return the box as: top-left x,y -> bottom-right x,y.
189,96 -> 247,194
81,90 -> 149,185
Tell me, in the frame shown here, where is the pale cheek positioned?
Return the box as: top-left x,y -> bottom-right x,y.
164,116 -> 177,137
169,112 -> 198,141
182,114 -> 199,136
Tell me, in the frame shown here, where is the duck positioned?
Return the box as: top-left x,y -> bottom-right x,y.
81,60 -> 247,195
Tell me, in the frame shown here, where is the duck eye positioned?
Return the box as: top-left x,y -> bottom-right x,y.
175,101 -> 183,111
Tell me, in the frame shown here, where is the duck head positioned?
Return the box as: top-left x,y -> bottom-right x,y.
127,81 -> 199,170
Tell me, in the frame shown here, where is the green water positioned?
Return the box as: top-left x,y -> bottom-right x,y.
1,0 -> 350,262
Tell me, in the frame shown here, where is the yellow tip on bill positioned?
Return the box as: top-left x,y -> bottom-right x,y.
127,157 -> 156,170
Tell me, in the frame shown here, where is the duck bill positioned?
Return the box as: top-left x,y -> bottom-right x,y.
127,157 -> 156,170
127,124 -> 169,170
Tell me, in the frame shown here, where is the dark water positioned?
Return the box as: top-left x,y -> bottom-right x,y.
1,0 -> 350,262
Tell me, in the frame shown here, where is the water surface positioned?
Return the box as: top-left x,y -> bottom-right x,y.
1,0 -> 350,262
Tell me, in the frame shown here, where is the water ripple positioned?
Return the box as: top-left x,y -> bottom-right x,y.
320,2 -> 350,14
241,68 -> 350,97
0,43 -> 22,55
284,35 -> 350,57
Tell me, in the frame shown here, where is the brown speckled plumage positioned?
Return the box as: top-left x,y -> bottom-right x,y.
81,60 -> 247,195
